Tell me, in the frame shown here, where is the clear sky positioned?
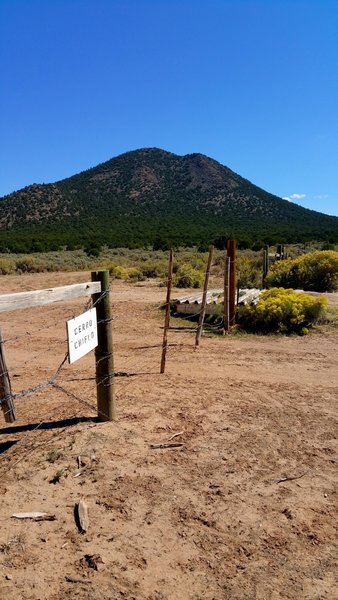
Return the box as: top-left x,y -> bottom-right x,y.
1,0 -> 337,216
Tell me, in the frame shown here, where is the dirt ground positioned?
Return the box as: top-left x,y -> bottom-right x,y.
0,272 -> 337,600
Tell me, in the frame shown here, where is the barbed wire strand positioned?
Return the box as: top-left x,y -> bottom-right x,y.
0,296 -> 197,407
0,278 -> 210,471
2,401 -> 97,473
1,285 -> 110,345
0,285 -> 112,376
0,284 -> 111,469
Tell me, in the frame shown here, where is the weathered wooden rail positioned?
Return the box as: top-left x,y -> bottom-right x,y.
0,282 -> 101,313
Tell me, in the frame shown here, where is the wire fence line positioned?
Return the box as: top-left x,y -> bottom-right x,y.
0,287 -> 113,470
0,278 -> 168,470
1,402 -> 96,473
0,275 -> 208,470
3,316 -> 69,344
0,302 -> 209,389
0,288 -> 108,415
1,354 -> 140,470
0,284 -> 206,400
0,334 -> 157,415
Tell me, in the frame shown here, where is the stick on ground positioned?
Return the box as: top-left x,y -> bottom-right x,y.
276,470 -> 309,484
150,442 -> 184,450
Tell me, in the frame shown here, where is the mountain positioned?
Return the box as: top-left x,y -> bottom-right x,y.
0,148 -> 337,252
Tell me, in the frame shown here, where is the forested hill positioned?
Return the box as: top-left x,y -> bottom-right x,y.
0,147 -> 337,252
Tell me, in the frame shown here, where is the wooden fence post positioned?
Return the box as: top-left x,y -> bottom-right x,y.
195,245 -> 214,347
0,329 -> 16,423
262,249 -> 267,289
160,249 -> 174,374
262,244 -> 269,289
91,271 -> 116,421
223,255 -> 230,334
227,240 -> 236,328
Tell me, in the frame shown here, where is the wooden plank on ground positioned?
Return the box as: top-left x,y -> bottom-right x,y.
174,289 -> 223,305
175,303 -> 221,315
0,282 -> 102,313
76,499 -> 89,533
237,289 -> 261,304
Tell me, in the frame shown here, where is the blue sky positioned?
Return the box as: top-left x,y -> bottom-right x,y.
1,0 -> 337,216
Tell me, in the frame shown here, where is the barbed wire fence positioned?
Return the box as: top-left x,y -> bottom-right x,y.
0,277 -> 125,470
0,254 -> 226,473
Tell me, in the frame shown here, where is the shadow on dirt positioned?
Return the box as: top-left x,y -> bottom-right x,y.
0,415 -> 94,436
0,440 -> 18,455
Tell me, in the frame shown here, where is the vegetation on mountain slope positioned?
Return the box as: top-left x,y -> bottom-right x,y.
1,148 -> 337,252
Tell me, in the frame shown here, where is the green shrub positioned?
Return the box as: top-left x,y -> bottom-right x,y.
84,244 -> 101,257
320,304 -> 338,326
321,242 -> 335,251
266,251 -> 338,292
174,264 -> 204,288
141,259 -> 167,278
238,288 -> 328,334
213,254 -> 225,267
187,255 -> 205,271
127,267 -> 145,282
15,256 -> 42,273
153,237 -> 170,251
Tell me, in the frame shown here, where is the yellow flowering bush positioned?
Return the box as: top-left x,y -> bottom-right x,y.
266,250 -> 338,292
238,288 -> 328,334
236,255 -> 262,288
109,265 -> 129,279
174,264 -> 204,288
109,265 -> 145,281
0,257 -> 15,274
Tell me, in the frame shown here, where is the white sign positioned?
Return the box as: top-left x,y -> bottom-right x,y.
67,308 -> 98,364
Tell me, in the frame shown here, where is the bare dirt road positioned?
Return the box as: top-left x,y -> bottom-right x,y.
0,272 -> 337,600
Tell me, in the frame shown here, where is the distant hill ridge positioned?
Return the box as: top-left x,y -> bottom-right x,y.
0,147 -> 337,252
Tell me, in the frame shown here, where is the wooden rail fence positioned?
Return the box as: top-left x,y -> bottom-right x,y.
0,272 -> 115,424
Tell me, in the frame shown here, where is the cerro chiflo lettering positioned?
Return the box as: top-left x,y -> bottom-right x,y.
74,319 -> 93,336
74,320 -> 94,349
